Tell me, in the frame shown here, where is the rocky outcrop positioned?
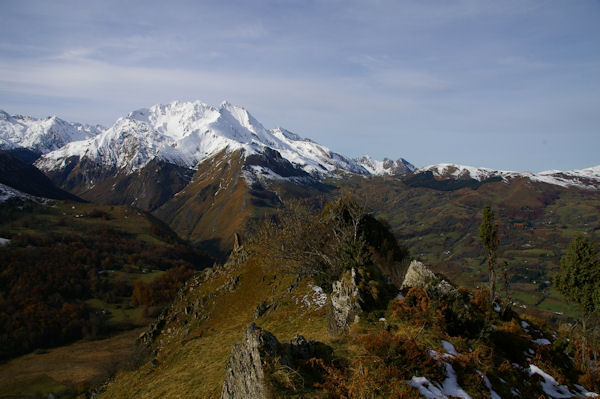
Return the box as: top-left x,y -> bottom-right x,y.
253,300 -> 275,319
222,323 -> 327,399
400,260 -> 437,290
401,260 -> 459,298
136,312 -> 167,347
327,268 -> 364,335
222,323 -> 280,399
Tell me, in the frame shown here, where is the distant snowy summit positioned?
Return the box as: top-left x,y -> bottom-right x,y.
355,155 -> 415,176
34,100 -> 376,178
0,109 -> 103,156
420,163 -> 600,190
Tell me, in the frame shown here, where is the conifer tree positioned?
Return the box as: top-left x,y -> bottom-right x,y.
555,236 -> 600,315
479,205 -> 499,304
555,235 -> 600,366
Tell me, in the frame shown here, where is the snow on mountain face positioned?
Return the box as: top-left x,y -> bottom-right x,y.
0,182 -> 32,203
37,101 -> 369,177
0,110 -> 103,155
420,163 -> 600,190
355,155 -> 415,176
420,163 -> 505,181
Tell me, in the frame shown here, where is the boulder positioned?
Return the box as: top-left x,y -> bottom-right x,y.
400,260 -> 437,290
401,260 -> 459,298
287,335 -> 319,361
433,279 -> 459,297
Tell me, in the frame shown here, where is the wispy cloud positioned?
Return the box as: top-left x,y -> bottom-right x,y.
1,0 -> 599,171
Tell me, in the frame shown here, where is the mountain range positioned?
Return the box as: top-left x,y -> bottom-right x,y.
2,101 -> 598,188
1,100 -> 599,255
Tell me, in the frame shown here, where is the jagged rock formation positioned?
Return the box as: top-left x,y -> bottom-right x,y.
253,300 -> 274,319
327,268 -> 364,335
221,323 -> 280,399
222,323 -> 326,399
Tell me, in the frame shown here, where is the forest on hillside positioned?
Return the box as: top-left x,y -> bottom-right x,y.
0,200 -> 213,360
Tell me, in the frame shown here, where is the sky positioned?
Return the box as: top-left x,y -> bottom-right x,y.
1,0 -> 599,172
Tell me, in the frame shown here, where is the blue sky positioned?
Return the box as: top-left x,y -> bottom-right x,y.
1,1 -> 599,172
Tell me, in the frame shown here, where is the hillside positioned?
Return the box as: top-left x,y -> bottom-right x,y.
337,175 -> 600,319
0,151 -> 82,201
98,197 -> 599,399
0,197 -> 213,362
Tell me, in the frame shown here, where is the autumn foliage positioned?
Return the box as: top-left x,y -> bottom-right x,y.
0,225 -> 211,360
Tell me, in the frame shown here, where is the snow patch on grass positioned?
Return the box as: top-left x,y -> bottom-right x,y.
442,340 -> 459,356
532,338 -> 551,345
529,364 -> 574,398
294,284 -> 327,311
476,370 -> 501,399
408,361 -> 471,399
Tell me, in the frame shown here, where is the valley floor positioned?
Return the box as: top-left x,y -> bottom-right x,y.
0,328 -> 143,398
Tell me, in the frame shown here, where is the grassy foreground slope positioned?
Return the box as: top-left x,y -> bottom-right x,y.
102,254 -> 329,398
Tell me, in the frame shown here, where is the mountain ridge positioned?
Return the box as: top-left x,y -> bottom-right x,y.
0,109 -> 103,157
3,102 -> 598,190
419,163 -> 600,190
35,101 -> 372,180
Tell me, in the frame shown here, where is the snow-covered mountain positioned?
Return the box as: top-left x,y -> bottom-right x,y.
36,101 -> 369,178
419,163 -> 600,190
6,101 -> 598,192
0,110 -> 103,155
355,155 -> 415,176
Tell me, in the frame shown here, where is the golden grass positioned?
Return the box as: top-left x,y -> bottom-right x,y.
0,329 -> 143,395
102,255 -> 334,399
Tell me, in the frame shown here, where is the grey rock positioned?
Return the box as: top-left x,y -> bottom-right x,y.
218,274 -> 241,293
137,313 -> 167,346
400,260 -> 437,290
222,324 -> 329,398
401,260 -> 459,298
253,301 -> 272,319
221,323 -> 279,399
327,268 -> 363,335
433,279 -> 459,298
233,232 -> 242,252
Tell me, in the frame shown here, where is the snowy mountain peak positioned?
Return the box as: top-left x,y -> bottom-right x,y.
355,155 -> 415,176
271,127 -> 304,142
36,101 -> 371,178
0,110 -> 104,155
420,163 -> 503,181
0,110 -> 11,120
419,163 -> 600,190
